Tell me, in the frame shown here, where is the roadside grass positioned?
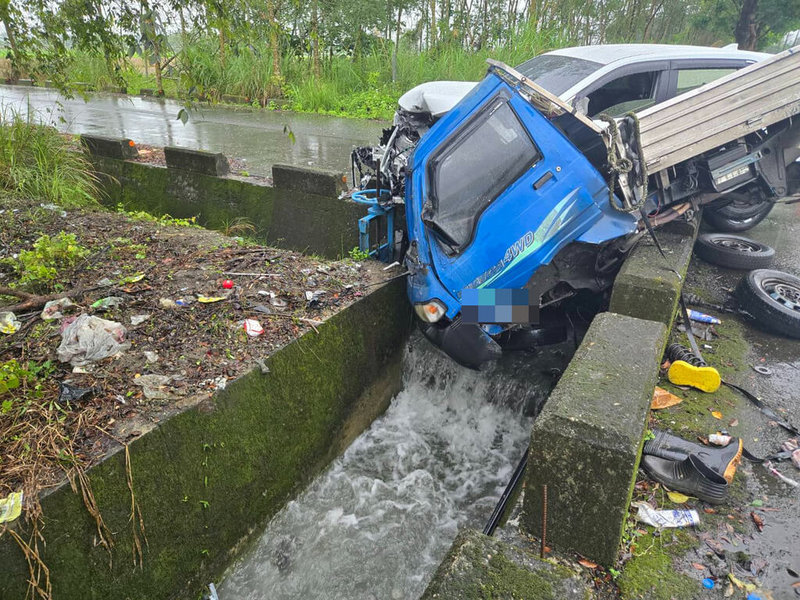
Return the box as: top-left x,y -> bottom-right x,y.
0,111 -> 99,208
65,25 -> 569,120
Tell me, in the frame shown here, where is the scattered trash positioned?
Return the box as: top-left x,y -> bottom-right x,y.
305,290 -> 325,307
667,491 -> 690,503
210,376 -> 227,391
222,279 -> 234,289
709,433 -> 733,447
58,381 -> 94,404
783,439 -> 799,453
118,272 -> 145,284
728,573 -> 757,593
252,304 -> 271,315
688,310 -> 721,324
159,298 -> 177,309
702,578 -> 715,589
143,351 -> 159,363
632,501 -> 700,528
752,365 -> 772,375
0,491 -> 23,524
133,374 -> 173,400
254,358 -> 270,374
130,314 -> 150,326
712,410 -> 723,419
207,582 -> 219,600
764,460 -> 800,487
91,296 -> 124,310
792,449 -> 800,470
243,319 -> 264,337
57,315 -> 131,367
269,296 -> 287,309
41,298 -> 74,320
651,387 -> 683,409
96,277 -> 114,287
0,312 -> 21,335
175,298 -> 192,307
197,295 -> 226,303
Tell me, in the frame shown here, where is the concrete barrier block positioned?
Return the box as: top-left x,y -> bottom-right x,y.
81,135 -> 138,160
164,146 -> 229,176
272,163 -> 347,197
421,529 -> 590,599
609,219 -> 698,326
522,312 -> 667,566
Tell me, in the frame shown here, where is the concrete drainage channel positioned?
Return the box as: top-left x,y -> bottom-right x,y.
0,138 -> 699,598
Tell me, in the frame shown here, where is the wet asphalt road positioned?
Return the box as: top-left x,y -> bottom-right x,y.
684,202 -> 800,599
0,84 -> 385,176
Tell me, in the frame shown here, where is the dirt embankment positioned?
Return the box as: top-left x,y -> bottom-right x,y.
0,197 -> 382,506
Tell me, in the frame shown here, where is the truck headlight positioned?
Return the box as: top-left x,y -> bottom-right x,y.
414,300 -> 446,323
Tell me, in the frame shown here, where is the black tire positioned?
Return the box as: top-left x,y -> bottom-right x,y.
736,269 -> 800,339
694,233 -> 775,269
702,192 -> 774,233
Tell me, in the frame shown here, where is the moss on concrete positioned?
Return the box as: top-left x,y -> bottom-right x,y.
522,312 -> 668,567
0,279 -> 413,599
610,221 -> 698,326
91,157 -> 366,259
618,529 -> 697,600
421,529 -> 590,600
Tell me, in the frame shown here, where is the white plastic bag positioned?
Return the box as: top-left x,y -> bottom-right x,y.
57,314 -> 131,367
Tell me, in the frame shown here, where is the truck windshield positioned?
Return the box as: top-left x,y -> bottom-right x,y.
428,99 -> 540,251
515,54 -> 602,96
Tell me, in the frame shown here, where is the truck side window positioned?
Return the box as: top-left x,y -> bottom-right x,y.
430,100 -> 540,250
676,68 -> 737,95
586,71 -> 658,117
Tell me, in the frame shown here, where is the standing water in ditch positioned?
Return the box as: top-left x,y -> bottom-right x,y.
219,334 -> 569,599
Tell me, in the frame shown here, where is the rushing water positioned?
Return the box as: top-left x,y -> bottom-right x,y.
218,335 -> 561,600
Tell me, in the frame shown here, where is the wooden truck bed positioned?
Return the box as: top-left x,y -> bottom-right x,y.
637,46 -> 800,173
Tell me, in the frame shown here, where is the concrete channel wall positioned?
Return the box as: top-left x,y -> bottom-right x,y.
0,280 -> 412,599
85,138 -> 366,259
422,220 -> 700,595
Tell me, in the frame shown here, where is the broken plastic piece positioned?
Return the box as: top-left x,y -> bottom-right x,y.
0,312 -> 21,335
159,298 -> 177,309
58,381 -> 94,404
130,314 -> 150,326
197,296 -> 226,303
0,491 -> 23,524
91,296 -> 124,310
222,280 -> 234,289
143,350 -> 159,363
118,272 -> 145,284
632,501 -> 700,528
42,298 -> 74,320
702,578 -> 715,589
57,314 -> 131,367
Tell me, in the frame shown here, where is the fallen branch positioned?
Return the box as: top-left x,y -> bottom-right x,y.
0,285 -> 99,313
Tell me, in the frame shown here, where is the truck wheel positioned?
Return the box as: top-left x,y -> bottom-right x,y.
702,192 -> 773,232
694,233 -> 774,269
736,269 -> 800,339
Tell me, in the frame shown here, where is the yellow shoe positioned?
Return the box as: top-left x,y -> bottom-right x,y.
668,360 -> 721,393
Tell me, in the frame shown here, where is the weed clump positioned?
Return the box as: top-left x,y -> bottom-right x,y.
7,232 -> 89,290
0,113 -> 99,208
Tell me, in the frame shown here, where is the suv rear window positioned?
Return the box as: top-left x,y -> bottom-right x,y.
515,54 -> 602,96
428,99 -> 540,251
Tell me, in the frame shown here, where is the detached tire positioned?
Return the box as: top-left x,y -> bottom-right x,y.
736,269 -> 800,339
694,234 -> 774,269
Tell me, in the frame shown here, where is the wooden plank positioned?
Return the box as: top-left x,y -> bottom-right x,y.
637,46 -> 800,171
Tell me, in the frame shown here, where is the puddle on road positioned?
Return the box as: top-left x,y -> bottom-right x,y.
218,334 -> 568,600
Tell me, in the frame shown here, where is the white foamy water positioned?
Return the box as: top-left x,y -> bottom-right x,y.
219,336 -> 554,600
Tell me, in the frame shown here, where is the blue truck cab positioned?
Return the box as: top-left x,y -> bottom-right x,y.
402,63 -> 637,367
